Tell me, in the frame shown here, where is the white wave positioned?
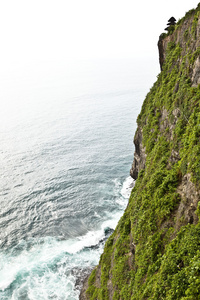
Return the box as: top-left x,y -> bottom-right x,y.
67,177 -> 134,255
116,196 -> 127,207
0,273 -> 16,292
120,176 -> 135,199
114,176 -> 134,208
0,234 -> 103,299
68,230 -> 105,254
94,211 -> 100,218
0,177 -> 135,298
112,178 -> 121,190
100,213 -> 121,231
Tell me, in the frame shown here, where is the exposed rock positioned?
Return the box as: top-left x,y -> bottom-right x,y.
79,266 -> 102,300
130,105 -> 183,180
158,34 -> 166,71
176,173 -> 199,228
158,11 -> 200,72
192,57 -> 200,86
71,267 -> 94,293
130,126 -> 146,179
79,273 -> 90,300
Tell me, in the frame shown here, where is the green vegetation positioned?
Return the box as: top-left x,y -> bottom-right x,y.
85,4 -> 200,299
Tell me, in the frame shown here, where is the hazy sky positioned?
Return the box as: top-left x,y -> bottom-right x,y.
0,0 -> 199,64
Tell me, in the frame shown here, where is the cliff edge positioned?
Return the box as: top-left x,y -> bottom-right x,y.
81,3 -> 200,299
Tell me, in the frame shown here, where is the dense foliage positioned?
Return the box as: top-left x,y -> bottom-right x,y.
85,4 -> 200,299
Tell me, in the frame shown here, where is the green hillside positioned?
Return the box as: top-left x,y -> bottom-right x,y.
81,4 -> 200,299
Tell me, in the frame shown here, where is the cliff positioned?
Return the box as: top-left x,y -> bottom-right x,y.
80,4 -> 200,299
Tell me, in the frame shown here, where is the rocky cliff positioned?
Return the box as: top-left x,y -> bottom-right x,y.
80,3 -> 200,299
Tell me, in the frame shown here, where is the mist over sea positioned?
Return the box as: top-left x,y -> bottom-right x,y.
0,58 -> 158,299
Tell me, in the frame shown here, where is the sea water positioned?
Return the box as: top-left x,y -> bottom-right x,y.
0,58 -> 158,299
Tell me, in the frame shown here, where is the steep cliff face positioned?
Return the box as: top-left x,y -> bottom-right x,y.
81,4 -> 200,299
130,126 -> 146,180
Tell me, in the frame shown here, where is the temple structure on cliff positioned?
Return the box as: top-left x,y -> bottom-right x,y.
165,16 -> 176,31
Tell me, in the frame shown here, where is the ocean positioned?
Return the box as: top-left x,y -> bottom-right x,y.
0,58 -> 158,299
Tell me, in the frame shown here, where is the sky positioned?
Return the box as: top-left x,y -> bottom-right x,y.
0,0 -> 199,65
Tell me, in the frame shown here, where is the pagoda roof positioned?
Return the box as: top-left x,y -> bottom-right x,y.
167,21 -> 176,25
168,16 -> 176,22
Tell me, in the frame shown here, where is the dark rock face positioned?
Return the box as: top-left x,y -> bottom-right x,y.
71,267 -> 94,293
79,266 -> 102,300
79,273 -> 90,300
158,34 -> 165,70
130,127 -> 146,180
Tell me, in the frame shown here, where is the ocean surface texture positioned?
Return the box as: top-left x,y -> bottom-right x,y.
0,59 -> 158,299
